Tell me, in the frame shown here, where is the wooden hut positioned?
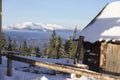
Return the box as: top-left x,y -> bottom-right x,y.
77,1 -> 120,76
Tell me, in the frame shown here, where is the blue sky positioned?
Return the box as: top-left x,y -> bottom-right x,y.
2,0 -> 119,29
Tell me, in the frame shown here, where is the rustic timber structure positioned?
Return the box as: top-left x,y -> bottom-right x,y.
77,1 -> 120,76
82,41 -> 120,76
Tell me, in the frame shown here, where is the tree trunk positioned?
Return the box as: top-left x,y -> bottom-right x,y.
0,0 -> 2,64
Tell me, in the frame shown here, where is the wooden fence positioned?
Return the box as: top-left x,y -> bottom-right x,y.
0,51 -> 120,80
6,55 -> 120,80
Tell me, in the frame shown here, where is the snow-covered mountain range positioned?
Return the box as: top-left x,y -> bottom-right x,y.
3,22 -> 72,31
3,22 -> 75,40
3,22 -> 76,48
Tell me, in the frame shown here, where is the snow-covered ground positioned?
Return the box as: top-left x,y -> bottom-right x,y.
0,56 -> 96,80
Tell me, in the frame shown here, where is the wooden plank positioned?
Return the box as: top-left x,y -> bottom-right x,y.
100,43 -> 107,72
7,55 -> 120,80
74,36 -> 84,64
106,43 -> 111,72
117,45 -> 120,73
1,50 -> 20,55
55,63 -> 89,69
107,43 -> 113,73
114,45 -> 117,73
104,43 -> 120,75
116,45 -> 120,73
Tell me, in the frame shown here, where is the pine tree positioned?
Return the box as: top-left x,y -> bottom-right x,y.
28,45 -> 34,53
21,40 -> 28,55
7,37 -> 12,51
35,47 -> 40,53
47,29 -> 57,58
35,47 -> 41,57
64,37 -> 72,54
56,36 -> 65,59
19,44 -> 21,52
1,32 -> 6,50
67,27 -> 78,59
42,41 -> 47,56
72,27 -> 77,39
12,40 -> 17,51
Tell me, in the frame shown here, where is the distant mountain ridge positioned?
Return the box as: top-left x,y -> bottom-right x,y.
3,22 -> 76,48
3,22 -> 72,31
3,22 -> 75,40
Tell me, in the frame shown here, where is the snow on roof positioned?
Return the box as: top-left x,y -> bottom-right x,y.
78,1 -> 120,43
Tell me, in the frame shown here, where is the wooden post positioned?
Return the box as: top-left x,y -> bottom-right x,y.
74,36 -> 84,64
0,0 -> 2,64
7,56 -> 12,76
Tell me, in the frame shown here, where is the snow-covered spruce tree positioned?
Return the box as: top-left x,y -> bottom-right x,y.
7,36 -> 13,51
1,32 -> 6,50
47,29 -> 57,58
34,46 -> 41,57
28,45 -> 34,53
64,36 -> 72,58
42,41 -> 47,57
12,39 -> 17,51
21,40 -> 28,56
26,45 -> 35,56
67,27 -> 78,59
56,36 -> 65,59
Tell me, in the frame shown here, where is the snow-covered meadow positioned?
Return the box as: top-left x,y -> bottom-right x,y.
0,56 -> 96,80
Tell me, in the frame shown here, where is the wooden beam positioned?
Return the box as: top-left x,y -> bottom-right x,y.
0,0 -> 2,64
7,55 -> 120,80
1,50 -> 20,55
7,57 -> 12,76
55,63 -> 88,69
74,36 -> 84,64
100,43 -> 107,72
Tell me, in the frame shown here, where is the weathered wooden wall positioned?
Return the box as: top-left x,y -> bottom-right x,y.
100,42 -> 120,75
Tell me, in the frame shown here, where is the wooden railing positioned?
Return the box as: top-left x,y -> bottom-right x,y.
7,55 -> 120,80
0,51 -> 120,80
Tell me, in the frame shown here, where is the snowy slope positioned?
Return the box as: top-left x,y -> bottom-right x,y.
77,1 -> 120,42
0,57 -> 96,80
